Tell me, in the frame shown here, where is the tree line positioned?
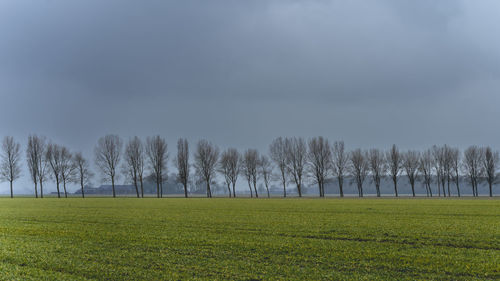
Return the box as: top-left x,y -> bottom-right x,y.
0,135 -> 498,198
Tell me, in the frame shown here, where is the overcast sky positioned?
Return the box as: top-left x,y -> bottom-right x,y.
1,0 -> 499,193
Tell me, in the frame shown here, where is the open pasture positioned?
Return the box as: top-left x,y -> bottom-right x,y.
0,198 -> 498,280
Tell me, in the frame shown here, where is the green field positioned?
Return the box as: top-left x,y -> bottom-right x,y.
0,198 -> 498,280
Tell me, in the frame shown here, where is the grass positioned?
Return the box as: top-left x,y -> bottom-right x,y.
0,198 -> 498,280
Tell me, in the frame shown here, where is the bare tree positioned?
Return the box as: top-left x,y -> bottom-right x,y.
403,150 -> 420,197
368,148 -> 385,197
175,138 -> 190,198
432,145 -> 446,197
349,149 -> 368,197
1,136 -> 21,198
259,155 -> 273,198
463,146 -> 483,197
386,145 -> 402,197
307,136 -> 332,197
332,141 -> 349,197
27,135 -> 47,198
419,149 -> 434,197
219,148 -> 240,198
285,137 -> 307,197
124,137 -> 144,198
26,136 -> 40,198
94,135 -> 122,198
242,149 -> 259,198
482,146 -> 498,197
443,145 -> 453,197
46,143 -> 63,198
449,148 -> 461,197
146,136 -> 168,198
73,152 -> 93,198
194,140 -> 219,198
270,137 -> 288,197
60,146 -> 75,198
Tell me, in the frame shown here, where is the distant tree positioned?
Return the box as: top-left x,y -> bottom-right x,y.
219,148 -> 240,197
124,137 -> 144,198
146,136 -> 168,198
0,136 -> 22,198
270,137 -> 288,197
94,135 -> 122,198
259,155 -> 273,198
386,145 -> 402,197
368,148 -> 385,197
443,145 -> 453,197
46,143 -> 63,198
194,140 -> 219,198
432,145 -> 446,197
419,149 -> 434,197
349,149 -> 368,197
60,146 -> 75,198
27,135 -> 48,198
175,138 -> 190,198
482,147 -> 499,197
463,146 -> 483,197
402,150 -> 420,197
26,136 -> 40,198
307,136 -> 332,197
285,137 -> 307,197
242,149 -> 259,198
73,152 -> 93,198
332,141 -> 349,197
449,148 -> 461,197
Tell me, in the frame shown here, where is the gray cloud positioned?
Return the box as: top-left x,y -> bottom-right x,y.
0,0 -> 499,193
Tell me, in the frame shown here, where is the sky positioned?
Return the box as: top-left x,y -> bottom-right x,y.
0,0 -> 499,194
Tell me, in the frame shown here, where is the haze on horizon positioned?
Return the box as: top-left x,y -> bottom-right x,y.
0,0 -> 499,194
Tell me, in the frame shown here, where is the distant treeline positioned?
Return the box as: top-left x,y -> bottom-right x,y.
1,135 -> 498,198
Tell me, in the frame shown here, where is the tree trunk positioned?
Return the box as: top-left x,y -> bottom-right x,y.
184,183 -> 188,198
111,176 -> 116,198
56,179 -> 61,198
134,179 -> 139,198
34,182 -> 38,199
206,181 -> 212,198
10,180 -> 13,198
393,178 -> 398,197
247,182 -> 253,198
160,181 -> 163,198
140,178 -> 144,198
411,182 -> 415,197
40,180 -> 44,198
447,179 -> 451,197
80,177 -> 85,198
297,183 -> 302,197
156,179 -> 160,198
489,182 -> 493,197
227,183 -> 231,198
338,177 -> 344,198
266,183 -> 270,198
253,180 -> 258,198
232,182 -> 236,198
63,181 -> 67,198
282,175 -> 287,198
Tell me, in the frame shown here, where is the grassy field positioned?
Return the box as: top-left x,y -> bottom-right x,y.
0,198 -> 498,280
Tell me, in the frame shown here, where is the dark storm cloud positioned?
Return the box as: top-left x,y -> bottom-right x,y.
0,0 -> 500,193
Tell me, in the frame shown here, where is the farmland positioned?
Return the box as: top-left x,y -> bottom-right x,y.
0,198 -> 498,280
